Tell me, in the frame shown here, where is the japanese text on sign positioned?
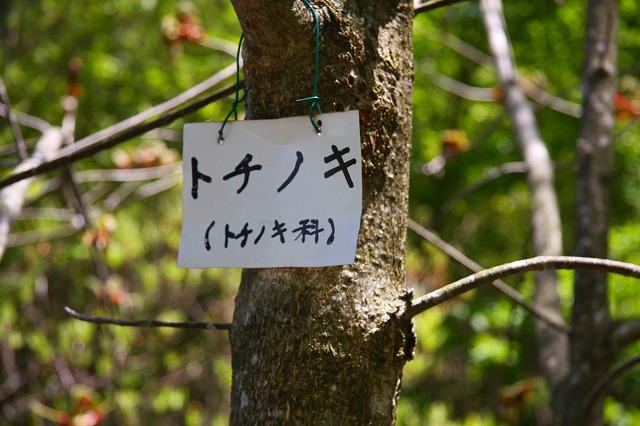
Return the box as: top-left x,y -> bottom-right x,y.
177,110 -> 362,268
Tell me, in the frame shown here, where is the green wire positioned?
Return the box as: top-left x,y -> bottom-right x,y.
296,0 -> 322,134
218,33 -> 251,142
220,1 -> 322,139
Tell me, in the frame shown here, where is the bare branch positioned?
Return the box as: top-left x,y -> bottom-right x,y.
53,355 -> 76,390
60,166 -> 111,283
408,219 -> 568,332
19,207 -> 77,222
103,182 -> 142,211
407,256 -> 640,318
55,89 -> 111,282
0,127 -> 65,260
64,306 -> 231,331
144,127 -> 181,143
428,31 -> 581,118
415,0 -> 475,14
612,319 -> 640,350
63,127 -> 111,281
102,170 -> 181,211
197,36 -> 239,56
0,68 -> 238,190
440,32 -> 494,67
422,67 -> 581,118
8,223 -> 82,247
0,341 -> 26,403
0,104 -> 52,133
0,76 -> 28,160
519,78 -> 582,118
60,97 -> 78,145
0,371 -> 26,404
133,173 -> 181,200
579,354 -> 640,426
74,163 -> 181,183
435,161 -> 527,220
423,66 -> 495,101
87,61 -> 235,141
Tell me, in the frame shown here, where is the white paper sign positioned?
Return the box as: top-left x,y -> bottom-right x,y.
177,110 -> 362,268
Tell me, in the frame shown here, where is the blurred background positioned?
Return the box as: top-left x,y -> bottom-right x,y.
1,0 -> 639,424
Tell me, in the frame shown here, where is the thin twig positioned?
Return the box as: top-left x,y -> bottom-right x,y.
408,219 -> 568,332
0,104 -> 52,133
64,306 -> 231,331
0,76 -> 28,160
435,162 -> 528,221
8,223 -> 81,247
427,29 -> 581,118
103,182 -> 141,211
0,341 -> 26,403
415,0 -> 475,14
407,256 -> 640,318
133,173 -> 181,200
197,37 -> 239,56
57,90 -> 112,283
612,319 -> 640,349
519,78 -> 582,118
422,66 -> 495,101
19,207 -> 77,222
102,171 -> 181,211
61,166 -> 111,283
0,371 -> 26,403
83,61 -> 236,144
53,355 -> 76,390
422,65 -> 581,118
0,61 -> 236,187
579,354 -> 640,426
0,82 -> 237,190
440,32 -> 494,67
74,163 -> 181,183
0,128 -> 65,260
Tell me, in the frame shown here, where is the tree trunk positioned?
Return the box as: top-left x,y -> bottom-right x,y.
228,1 -> 414,424
556,0 -> 618,425
479,4 -> 568,423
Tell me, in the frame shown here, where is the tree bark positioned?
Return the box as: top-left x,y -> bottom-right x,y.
228,1 -> 414,424
556,0 -> 618,425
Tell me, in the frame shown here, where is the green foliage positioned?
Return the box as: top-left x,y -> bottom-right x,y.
1,0 -> 639,424
1,1 -> 239,424
604,397 -> 640,426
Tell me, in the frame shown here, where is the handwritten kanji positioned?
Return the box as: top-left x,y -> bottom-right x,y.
293,219 -> 324,243
254,226 -> 266,244
223,153 -> 263,194
225,223 -> 253,248
324,145 -> 356,188
277,151 -> 304,193
191,157 -> 212,199
271,220 -> 287,244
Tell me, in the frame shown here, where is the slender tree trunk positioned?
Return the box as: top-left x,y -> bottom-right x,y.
480,3 -> 568,422
556,1 -> 618,425
228,1 -> 414,424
